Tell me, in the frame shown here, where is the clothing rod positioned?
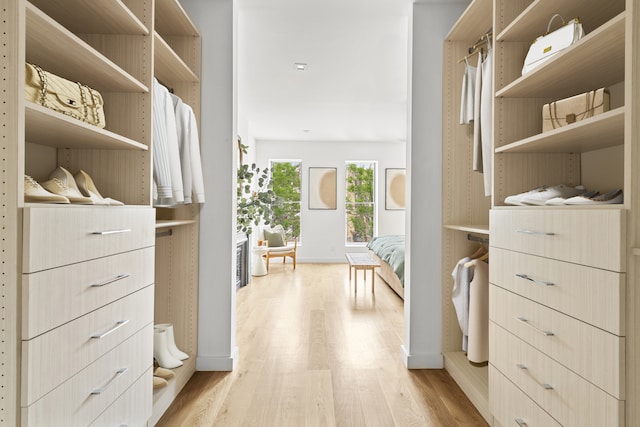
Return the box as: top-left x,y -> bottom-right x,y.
457,31 -> 493,63
467,234 -> 489,244
156,229 -> 173,238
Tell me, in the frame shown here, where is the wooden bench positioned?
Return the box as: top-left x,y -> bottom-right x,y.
345,253 -> 380,294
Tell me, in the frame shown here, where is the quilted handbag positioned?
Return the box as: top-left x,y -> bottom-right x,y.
522,15 -> 585,75
24,63 -> 106,128
542,88 -> 609,132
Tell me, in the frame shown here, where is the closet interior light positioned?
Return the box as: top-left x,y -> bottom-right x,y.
294,62 -> 308,71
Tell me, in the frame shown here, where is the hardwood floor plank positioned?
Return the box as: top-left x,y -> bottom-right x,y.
157,263 -> 488,426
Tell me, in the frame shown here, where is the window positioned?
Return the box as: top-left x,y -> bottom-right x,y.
345,161 -> 376,244
270,160 -> 302,239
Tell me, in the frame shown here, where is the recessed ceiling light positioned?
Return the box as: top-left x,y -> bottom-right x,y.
294,62 -> 308,71
303,129 -> 311,133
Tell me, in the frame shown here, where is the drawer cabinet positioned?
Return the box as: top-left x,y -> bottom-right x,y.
490,285 -> 624,398
490,322 -> 624,427
22,246 -> 155,339
490,247 -> 625,335
21,285 -> 154,405
22,206 -> 155,273
21,324 -> 153,427
490,208 -> 625,272
490,365 -> 562,427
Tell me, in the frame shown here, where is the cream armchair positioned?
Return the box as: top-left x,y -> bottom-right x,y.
258,224 -> 297,271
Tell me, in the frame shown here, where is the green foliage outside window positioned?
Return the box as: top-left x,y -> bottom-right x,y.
270,161 -> 301,239
345,162 -> 375,243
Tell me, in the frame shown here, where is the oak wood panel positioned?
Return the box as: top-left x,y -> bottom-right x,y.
489,366 -> 562,427
490,285 -> 625,399
154,33 -> 199,83
22,206 -> 155,273
490,208 -> 626,272
445,0 -> 492,41
157,264 -> 488,427
443,351 -> 490,423
22,246 -> 154,339
490,322 -> 624,427
21,285 -> 154,405
155,0 -> 199,37
490,247 -> 625,335
21,324 -> 153,427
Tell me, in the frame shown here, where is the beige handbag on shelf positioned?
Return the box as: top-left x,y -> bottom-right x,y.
542,88 -> 609,132
522,14 -> 585,75
24,62 -> 106,128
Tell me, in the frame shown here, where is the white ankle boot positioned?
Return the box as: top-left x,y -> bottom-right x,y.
153,329 -> 183,369
154,323 -> 189,360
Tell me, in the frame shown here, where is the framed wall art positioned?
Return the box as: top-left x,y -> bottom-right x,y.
308,167 -> 337,210
385,168 -> 406,210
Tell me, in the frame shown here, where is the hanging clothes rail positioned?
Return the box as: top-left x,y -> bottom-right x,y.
458,31 -> 492,64
467,234 -> 489,244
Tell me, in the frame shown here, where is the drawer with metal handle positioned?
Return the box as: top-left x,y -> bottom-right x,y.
490,285 -> 624,399
490,322 -> 624,427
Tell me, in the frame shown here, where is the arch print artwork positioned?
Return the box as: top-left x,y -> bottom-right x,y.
309,167 -> 337,210
385,168 -> 406,210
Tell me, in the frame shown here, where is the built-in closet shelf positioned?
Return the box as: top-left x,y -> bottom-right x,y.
444,224 -> 489,235
633,248 -> 640,257
496,12 -> 625,99
27,0 -> 148,35
443,351 -> 490,422
154,33 -> 199,84
26,2 -> 149,93
496,107 -> 624,154
156,219 -> 197,229
150,355 -> 197,426
446,0 -> 491,40
25,102 -> 148,150
155,0 -> 200,37
496,0 -> 625,42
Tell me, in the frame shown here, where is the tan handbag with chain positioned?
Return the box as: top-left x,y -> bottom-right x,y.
542,88 -> 609,132
24,63 -> 106,128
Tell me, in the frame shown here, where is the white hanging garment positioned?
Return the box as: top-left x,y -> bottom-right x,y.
472,53 -> 483,173
480,39 -> 493,197
467,259 -> 489,365
459,58 -> 476,125
452,256 -> 473,352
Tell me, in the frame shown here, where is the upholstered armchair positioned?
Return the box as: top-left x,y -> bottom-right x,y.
258,224 -> 297,271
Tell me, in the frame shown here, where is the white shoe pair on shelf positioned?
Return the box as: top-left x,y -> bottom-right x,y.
24,166 -> 124,205
504,184 -> 623,206
153,366 -> 175,390
153,323 -> 189,369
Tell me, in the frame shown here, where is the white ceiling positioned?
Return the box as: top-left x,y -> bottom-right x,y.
237,0 -> 412,142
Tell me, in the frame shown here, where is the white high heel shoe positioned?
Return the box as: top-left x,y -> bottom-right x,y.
153,329 -> 183,369
41,166 -> 94,204
74,169 -> 124,206
155,323 -> 189,360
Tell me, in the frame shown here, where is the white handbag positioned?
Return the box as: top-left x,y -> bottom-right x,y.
522,15 -> 585,75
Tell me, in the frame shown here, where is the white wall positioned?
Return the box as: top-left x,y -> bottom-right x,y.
181,0 -> 239,371
255,139 -> 406,261
402,1 -> 468,369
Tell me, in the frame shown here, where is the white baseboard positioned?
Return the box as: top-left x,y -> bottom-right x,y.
196,346 -> 239,371
401,345 -> 443,369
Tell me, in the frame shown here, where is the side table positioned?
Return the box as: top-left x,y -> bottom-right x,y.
252,245 -> 270,276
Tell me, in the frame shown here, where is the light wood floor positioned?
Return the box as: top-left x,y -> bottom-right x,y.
157,263 -> 488,426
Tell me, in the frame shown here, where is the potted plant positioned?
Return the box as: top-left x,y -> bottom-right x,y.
236,141 -> 277,235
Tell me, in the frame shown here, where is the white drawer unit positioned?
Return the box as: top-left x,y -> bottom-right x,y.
490,365 -> 562,427
490,247 -> 625,335
21,285 -> 154,405
490,322 -> 624,427
21,324 -> 153,427
22,246 -> 155,339
490,285 -> 624,398
490,208 -> 626,272
22,206 -> 155,273
89,368 -> 152,427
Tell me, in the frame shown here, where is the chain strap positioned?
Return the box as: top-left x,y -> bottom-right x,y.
32,63 -> 101,127
549,90 -> 601,130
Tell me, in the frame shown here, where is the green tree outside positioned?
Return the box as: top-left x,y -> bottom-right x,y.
345,162 -> 375,242
270,161 -> 302,239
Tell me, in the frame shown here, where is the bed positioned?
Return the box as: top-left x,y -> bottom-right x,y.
366,235 -> 405,299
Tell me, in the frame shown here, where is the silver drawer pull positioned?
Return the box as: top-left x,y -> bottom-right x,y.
516,229 -> 555,236
516,316 -> 554,336
90,367 -> 128,395
91,273 -> 130,288
91,228 -> 131,236
515,273 -> 554,287
515,419 -> 528,427
516,363 -> 554,390
91,319 -> 129,339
